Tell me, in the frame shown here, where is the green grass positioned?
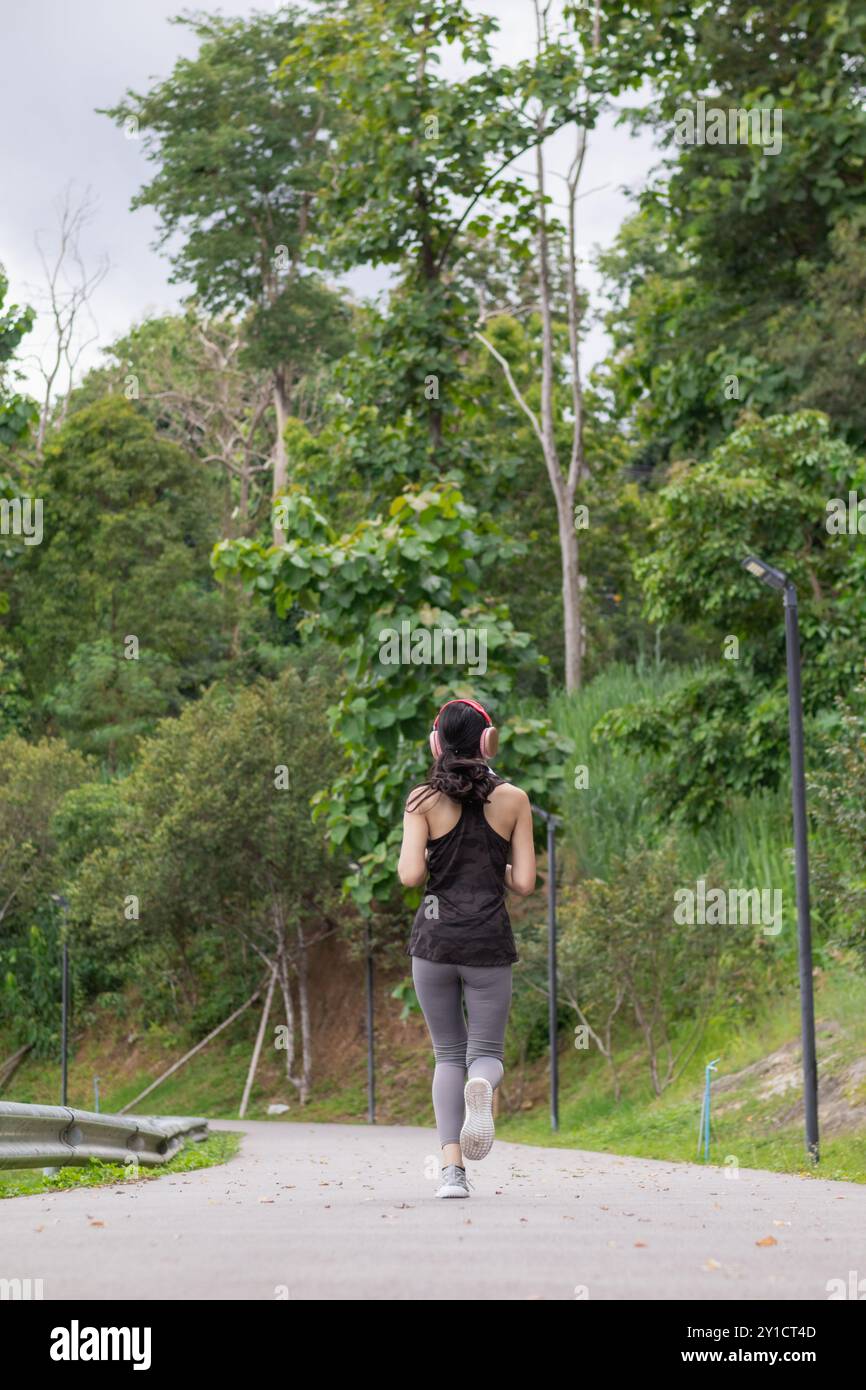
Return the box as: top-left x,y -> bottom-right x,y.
6,1025 -> 293,1121
0,1128 -> 242,1198
551,663 -> 796,908
539,665 -> 858,1179
491,965 -> 866,1183
551,661 -> 689,878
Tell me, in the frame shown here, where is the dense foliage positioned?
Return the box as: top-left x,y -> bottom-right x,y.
1,0 -> 865,1105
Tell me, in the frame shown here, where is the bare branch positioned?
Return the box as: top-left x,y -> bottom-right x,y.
29,184 -> 110,451
474,329 -> 546,453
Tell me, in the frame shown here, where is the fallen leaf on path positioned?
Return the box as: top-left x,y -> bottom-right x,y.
756,1235 -> 778,1247
89,1220 -> 105,1228
704,1259 -> 721,1271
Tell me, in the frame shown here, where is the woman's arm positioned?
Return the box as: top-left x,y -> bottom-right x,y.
506,790 -> 536,895
397,794 -> 430,887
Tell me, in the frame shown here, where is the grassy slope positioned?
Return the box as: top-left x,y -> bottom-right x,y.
494,966 -> 866,1184
4,667 -> 863,1184
4,964 -> 865,1185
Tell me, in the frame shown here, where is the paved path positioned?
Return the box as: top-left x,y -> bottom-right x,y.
3,1120 -> 864,1300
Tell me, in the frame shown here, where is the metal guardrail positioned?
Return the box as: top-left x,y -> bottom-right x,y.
0,1102 -> 208,1169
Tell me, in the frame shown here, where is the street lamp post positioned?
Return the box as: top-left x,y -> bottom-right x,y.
742,556 -> 819,1162
531,804 -> 563,1133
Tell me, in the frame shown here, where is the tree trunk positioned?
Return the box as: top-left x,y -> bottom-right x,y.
536,125 -> 582,692
296,921 -> 312,1105
272,369 -> 290,545
559,504 -> 582,691
273,904 -> 304,1098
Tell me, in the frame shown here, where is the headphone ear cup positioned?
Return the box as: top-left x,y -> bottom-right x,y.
481,726 -> 499,759
429,730 -> 441,759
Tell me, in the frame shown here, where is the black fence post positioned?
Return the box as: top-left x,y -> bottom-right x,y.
51,893 -> 70,1107
365,918 -> 375,1124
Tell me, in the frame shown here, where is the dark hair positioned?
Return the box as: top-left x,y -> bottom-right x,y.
406,701 -> 498,811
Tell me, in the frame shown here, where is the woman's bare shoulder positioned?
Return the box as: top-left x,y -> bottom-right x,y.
489,780 -> 529,806
406,784 -> 441,814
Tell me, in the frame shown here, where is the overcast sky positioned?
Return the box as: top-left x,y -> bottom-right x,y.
1,0 -> 661,399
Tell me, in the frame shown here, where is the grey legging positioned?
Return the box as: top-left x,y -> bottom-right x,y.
411,956 -> 513,1148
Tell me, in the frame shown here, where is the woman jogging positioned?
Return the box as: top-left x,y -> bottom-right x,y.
398,698 -> 536,1198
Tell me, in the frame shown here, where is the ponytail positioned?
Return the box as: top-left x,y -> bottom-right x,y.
407,749 -> 498,812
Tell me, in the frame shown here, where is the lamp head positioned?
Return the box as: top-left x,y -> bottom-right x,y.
741,555 -> 788,591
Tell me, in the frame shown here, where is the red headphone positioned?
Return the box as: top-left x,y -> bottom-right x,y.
429,698 -> 499,760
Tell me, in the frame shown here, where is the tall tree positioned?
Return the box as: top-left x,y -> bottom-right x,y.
599,0 -> 866,457
595,409 -> 866,825
289,0 -> 584,471
72,310 -> 276,538
295,0 -> 660,687
9,397 -> 227,764
0,267 -> 37,446
475,0 -> 603,690
71,668 -> 344,1104
102,8 -> 349,543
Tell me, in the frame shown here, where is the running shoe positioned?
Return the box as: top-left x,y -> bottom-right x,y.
459,1076 -> 495,1160
435,1163 -> 471,1198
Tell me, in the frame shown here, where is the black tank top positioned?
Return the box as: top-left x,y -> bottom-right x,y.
406,790 -> 518,967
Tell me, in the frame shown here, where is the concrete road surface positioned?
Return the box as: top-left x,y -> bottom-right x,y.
3,1119 -> 864,1300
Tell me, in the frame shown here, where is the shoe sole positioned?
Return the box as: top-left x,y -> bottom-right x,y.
460,1077 -> 495,1161
435,1184 -> 469,1198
